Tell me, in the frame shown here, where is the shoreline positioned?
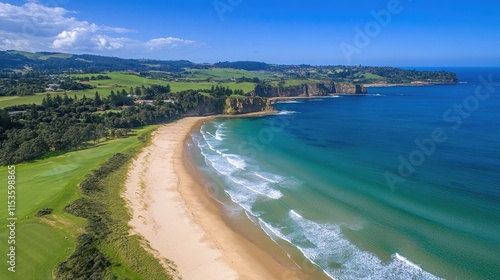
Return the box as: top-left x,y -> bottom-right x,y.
363,82 -> 458,87
269,95 -> 339,102
124,117 -> 303,279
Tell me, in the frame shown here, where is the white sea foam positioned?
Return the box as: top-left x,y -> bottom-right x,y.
215,131 -> 224,141
258,218 -> 293,244
206,131 -> 217,139
395,253 -> 423,271
197,125 -> 286,200
290,209 -> 303,219
278,110 -> 299,115
254,172 -> 279,183
282,211 -> 442,280
244,210 -> 260,223
214,123 -> 226,141
200,129 -> 219,151
202,153 -> 231,176
224,189 -> 257,215
226,155 -> 246,169
267,189 -> 283,199
226,175 -> 283,200
275,100 -> 304,104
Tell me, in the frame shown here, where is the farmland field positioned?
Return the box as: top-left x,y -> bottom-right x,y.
187,68 -> 276,80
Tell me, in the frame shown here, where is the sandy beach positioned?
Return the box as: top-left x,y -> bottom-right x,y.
124,117 -> 301,280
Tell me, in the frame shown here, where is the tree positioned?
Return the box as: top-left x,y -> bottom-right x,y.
135,86 -> 142,96
95,123 -> 108,141
94,91 -> 103,106
0,109 -> 13,129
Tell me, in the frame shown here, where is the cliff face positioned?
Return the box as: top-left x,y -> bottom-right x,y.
258,82 -> 366,98
333,83 -> 367,94
182,97 -> 225,117
223,97 -> 272,115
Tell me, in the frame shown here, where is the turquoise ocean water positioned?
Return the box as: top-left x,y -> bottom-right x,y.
187,68 -> 500,279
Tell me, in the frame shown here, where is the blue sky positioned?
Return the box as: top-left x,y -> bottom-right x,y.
0,0 -> 499,66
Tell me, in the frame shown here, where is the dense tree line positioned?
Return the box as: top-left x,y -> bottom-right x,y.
0,71 -> 93,96
236,76 -> 261,83
254,82 -> 273,97
214,61 -> 270,71
78,75 -> 111,82
199,85 -> 245,98
367,67 -> 458,83
0,89 -> 224,165
0,51 -> 195,73
0,71 -> 47,96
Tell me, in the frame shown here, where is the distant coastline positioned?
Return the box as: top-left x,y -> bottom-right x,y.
364,81 -> 459,87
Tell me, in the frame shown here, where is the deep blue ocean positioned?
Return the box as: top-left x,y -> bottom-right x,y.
188,68 -> 500,279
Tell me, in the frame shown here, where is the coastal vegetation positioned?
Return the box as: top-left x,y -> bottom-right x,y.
0,88 -> 224,165
57,152 -> 173,279
0,125 -> 159,279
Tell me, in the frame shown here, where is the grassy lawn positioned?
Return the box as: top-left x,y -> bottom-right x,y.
6,51 -> 73,60
170,81 -> 255,93
6,50 -> 41,59
0,90 -> 97,109
361,73 -> 386,81
270,79 -> 312,87
37,54 -> 73,60
0,126 -> 158,279
187,68 -> 275,80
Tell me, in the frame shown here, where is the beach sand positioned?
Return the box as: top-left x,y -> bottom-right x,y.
124,117 -> 301,280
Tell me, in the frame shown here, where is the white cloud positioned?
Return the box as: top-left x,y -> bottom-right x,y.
0,1 -> 201,55
146,37 -> 198,50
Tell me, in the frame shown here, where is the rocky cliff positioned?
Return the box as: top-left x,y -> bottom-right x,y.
223,97 -> 272,115
333,83 -> 367,94
257,82 -> 366,97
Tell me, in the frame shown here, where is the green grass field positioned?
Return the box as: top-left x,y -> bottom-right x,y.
0,72 -> 256,108
187,68 -> 275,80
0,126 -> 157,279
7,51 -> 73,60
361,73 -> 386,81
270,79 -> 313,87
